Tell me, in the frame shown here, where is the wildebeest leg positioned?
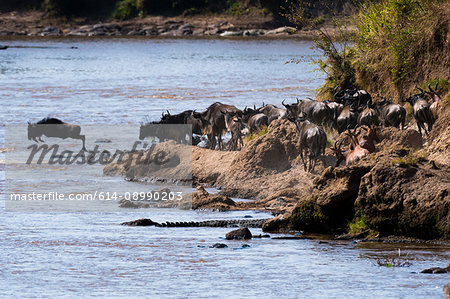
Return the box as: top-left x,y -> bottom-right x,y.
75,134 -> 87,151
32,137 -> 39,142
300,149 -> 307,171
38,137 -> 44,142
427,121 -> 433,134
217,134 -> 223,150
416,120 -> 422,136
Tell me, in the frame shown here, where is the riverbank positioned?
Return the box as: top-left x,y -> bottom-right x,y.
106,113 -> 450,241
0,10 -> 356,38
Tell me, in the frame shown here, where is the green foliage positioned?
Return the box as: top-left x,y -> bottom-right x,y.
291,200 -> 328,232
356,0 -> 424,84
246,126 -> 268,141
313,27 -> 356,98
391,149 -> 427,166
226,0 -> 243,16
112,0 -> 142,20
419,78 -> 449,95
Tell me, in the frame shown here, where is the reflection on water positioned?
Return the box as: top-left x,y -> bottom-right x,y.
0,38 -> 448,298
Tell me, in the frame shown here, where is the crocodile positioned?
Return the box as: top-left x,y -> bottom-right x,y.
121,218 -> 268,228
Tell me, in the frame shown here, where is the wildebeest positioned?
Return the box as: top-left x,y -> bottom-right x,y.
259,104 -> 287,124
334,88 -> 372,107
201,102 -> 241,150
336,104 -> 358,133
282,98 -> 333,126
357,104 -> 379,127
224,113 -> 249,151
331,125 -> 379,166
402,88 -> 434,135
373,98 -> 406,129
139,121 -> 189,144
242,106 -> 269,133
425,83 -> 442,121
323,100 -> 344,126
160,110 -> 209,143
287,116 -> 327,172
28,118 -> 86,150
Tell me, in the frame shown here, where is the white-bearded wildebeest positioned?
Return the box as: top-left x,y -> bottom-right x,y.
402,88 -> 435,135
373,98 -> 406,129
28,118 -> 86,151
334,87 -> 372,107
259,104 -> 287,124
282,98 -> 333,126
357,104 -> 379,127
287,116 -> 327,172
221,111 -> 249,151
139,120 -> 189,144
159,110 -> 210,144
336,104 -> 359,133
242,106 -> 269,133
200,102 -> 242,150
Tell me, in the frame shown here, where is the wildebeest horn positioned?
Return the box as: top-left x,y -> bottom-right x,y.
416,87 -> 424,96
282,100 -> 286,107
296,98 -> 299,104
27,121 -> 30,125
166,110 -> 171,116
428,84 -> 433,93
262,102 -> 265,107
253,105 -> 256,110
435,82 -> 439,91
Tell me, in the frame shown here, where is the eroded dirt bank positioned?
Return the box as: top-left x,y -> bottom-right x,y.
105,116 -> 449,240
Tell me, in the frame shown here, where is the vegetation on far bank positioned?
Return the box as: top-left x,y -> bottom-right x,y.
286,0 -> 449,101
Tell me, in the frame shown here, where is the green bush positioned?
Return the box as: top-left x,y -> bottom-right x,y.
112,0 -> 142,20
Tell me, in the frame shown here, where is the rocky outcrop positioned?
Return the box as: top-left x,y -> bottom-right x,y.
356,164 -> 449,239
104,140 -> 192,184
427,107 -> 450,166
191,186 -> 236,211
225,227 -> 252,240
283,124 -> 449,239
197,119 -> 319,202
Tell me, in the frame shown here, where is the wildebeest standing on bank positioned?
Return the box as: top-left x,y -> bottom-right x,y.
259,104 -> 287,124
139,121 -> 189,144
287,116 -> 327,172
373,98 -> 406,129
201,102 -> 241,150
402,89 -> 434,135
242,106 -> 269,133
28,118 -> 86,150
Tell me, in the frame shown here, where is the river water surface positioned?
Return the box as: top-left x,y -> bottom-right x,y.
0,37 -> 449,298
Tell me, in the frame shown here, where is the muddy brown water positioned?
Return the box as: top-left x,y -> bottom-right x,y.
0,37 -> 449,298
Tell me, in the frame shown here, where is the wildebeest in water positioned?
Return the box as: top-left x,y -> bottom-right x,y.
28,118 -> 86,151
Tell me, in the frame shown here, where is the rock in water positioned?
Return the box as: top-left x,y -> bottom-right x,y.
225,227 -> 252,240
211,243 -> 228,248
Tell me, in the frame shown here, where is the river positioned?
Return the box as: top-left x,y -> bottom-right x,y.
0,37 -> 448,298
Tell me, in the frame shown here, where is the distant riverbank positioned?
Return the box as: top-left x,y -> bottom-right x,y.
0,10 -> 356,38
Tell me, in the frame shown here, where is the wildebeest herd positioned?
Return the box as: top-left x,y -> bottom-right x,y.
29,84 -> 442,172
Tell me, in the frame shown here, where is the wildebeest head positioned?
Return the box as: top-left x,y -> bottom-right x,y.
27,122 -> 38,140
139,122 -> 159,140
282,99 -> 299,119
